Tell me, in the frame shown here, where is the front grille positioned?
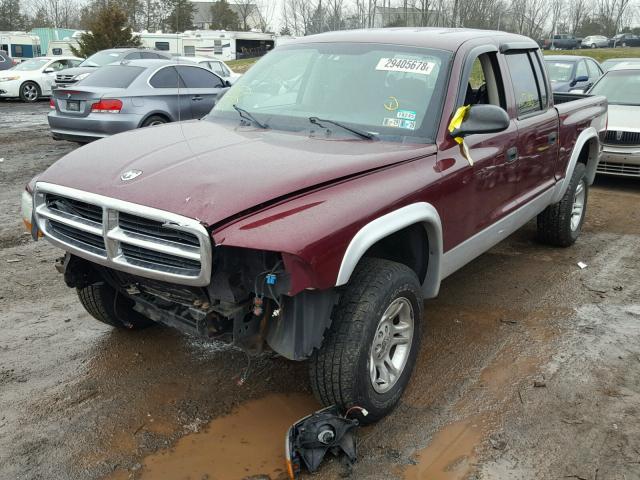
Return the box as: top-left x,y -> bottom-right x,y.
597,161 -> 640,176
33,183 -> 212,286
604,130 -> 640,146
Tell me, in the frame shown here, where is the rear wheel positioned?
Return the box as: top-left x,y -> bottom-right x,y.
591,43 -> 596,49
309,258 -> 423,423
537,162 -> 588,247
141,115 -> 168,127
19,81 -> 40,102
77,283 -> 154,329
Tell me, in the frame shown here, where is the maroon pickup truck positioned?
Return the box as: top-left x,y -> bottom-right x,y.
23,28 -> 607,422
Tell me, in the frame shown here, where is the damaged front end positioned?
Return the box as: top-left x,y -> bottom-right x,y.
58,245 -> 337,360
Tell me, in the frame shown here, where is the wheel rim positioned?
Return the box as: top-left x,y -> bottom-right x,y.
369,297 -> 414,394
148,120 -> 164,126
23,84 -> 37,101
571,180 -> 586,231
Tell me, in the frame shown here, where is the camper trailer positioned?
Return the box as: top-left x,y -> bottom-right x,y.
137,30 -> 275,61
0,32 -> 41,60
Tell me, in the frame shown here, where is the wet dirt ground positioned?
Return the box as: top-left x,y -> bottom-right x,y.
1,100 -> 639,480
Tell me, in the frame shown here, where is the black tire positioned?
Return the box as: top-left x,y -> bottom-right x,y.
77,283 -> 155,329
309,258 -> 423,423
19,81 -> 40,102
141,115 -> 168,128
537,162 -> 588,247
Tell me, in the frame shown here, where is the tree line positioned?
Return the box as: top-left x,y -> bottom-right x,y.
0,0 -> 637,40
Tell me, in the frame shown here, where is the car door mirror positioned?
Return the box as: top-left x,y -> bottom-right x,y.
43,67 -> 54,73
224,79 -> 232,87
571,75 -> 589,86
449,104 -> 510,138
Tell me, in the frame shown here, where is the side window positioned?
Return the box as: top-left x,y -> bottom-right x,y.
184,46 -> 195,57
49,61 -> 66,71
587,60 -> 601,80
155,42 -> 170,51
529,52 -> 548,109
463,53 -> 506,109
140,51 -> 159,59
210,61 -> 225,76
149,66 -> 184,88
124,52 -> 141,60
176,66 -> 224,88
575,60 -> 588,80
505,52 -> 543,117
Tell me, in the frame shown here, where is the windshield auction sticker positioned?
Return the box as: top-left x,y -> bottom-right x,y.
376,58 -> 435,75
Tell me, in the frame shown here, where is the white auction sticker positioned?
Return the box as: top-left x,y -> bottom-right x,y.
376,58 -> 435,75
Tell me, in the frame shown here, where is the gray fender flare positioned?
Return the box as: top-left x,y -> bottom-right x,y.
552,127 -> 600,203
335,202 -> 444,298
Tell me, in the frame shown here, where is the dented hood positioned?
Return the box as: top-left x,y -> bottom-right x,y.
38,120 -> 431,228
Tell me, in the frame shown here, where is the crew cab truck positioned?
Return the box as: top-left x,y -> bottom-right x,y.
22,28 -> 607,422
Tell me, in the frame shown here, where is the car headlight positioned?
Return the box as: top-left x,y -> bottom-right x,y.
0,75 -> 19,82
75,72 -> 90,81
21,189 -> 42,239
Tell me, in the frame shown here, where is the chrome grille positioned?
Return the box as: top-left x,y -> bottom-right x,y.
33,183 -> 212,286
597,161 -> 640,177
604,130 -> 640,146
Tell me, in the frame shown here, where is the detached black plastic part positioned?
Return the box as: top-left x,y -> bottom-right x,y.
285,406 -> 359,479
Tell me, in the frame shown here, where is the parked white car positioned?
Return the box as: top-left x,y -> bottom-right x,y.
0,56 -> 82,102
173,56 -> 242,84
581,35 -> 609,49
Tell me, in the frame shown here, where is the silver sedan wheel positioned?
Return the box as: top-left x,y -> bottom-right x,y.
22,83 -> 38,101
147,120 -> 164,126
369,297 -> 414,394
571,180 -> 586,231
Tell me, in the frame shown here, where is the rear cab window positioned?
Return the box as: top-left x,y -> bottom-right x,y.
79,65 -> 145,88
505,51 -> 547,118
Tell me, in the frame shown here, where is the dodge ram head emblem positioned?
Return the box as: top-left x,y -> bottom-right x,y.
120,169 -> 143,181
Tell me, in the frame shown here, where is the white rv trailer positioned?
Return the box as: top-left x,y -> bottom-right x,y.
0,32 -> 41,59
137,30 -> 275,61
48,32 -> 83,56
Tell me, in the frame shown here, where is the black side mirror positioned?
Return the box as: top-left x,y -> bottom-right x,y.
450,104 -> 510,138
571,75 -> 589,86
224,79 -> 232,87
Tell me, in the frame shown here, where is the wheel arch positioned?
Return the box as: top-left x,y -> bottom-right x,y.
552,127 -> 599,203
138,111 -> 172,127
335,202 -> 444,298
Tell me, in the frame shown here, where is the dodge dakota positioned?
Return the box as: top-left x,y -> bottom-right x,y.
23,28 -> 607,422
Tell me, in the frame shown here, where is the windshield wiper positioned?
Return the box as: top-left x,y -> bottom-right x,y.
309,116 -> 377,140
233,104 -> 267,129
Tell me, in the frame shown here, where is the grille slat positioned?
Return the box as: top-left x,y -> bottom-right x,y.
34,186 -> 211,286
597,161 -> 640,176
119,212 -> 200,247
604,130 -> 640,146
49,220 -> 106,253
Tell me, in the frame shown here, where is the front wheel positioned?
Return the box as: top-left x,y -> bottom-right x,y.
20,81 -> 40,102
309,258 -> 423,423
537,162 -> 588,247
591,43 -> 597,49
77,283 -> 155,329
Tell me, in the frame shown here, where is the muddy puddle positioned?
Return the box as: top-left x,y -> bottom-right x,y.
131,393 -> 318,480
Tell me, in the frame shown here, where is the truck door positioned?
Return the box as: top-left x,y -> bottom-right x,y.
435,49 -> 519,250
504,50 -> 559,206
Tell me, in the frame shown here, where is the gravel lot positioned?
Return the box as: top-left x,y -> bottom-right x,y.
1,100 -> 640,480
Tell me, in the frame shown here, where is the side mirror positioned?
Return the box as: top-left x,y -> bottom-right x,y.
571,75 -> 589,86
224,79 -> 232,87
449,104 -> 510,138
43,67 -> 54,73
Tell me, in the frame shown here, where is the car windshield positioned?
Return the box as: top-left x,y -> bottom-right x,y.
590,70 -> 640,105
78,65 -> 144,87
601,59 -> 640,71
209,43 -> 452,143
544,60 -> 574,82
13,59 -> 49,71
80,50 -> 123,67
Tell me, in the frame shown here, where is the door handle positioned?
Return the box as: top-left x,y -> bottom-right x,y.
548,132 -> 557,145
506,147 -> 518,163
191,95 -> 203,101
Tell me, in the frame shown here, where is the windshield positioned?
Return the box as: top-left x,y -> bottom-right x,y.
80,50 -> 123,67
544,60 -> 574,82
209,43 -> 452,143
590,69 -> 640,105
13,59 -> 49,71
602,59 -> 640,71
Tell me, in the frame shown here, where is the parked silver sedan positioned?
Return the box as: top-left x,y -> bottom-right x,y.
590,64 -> 640,177
48,59 -> 230,142
581,35 -> 609,49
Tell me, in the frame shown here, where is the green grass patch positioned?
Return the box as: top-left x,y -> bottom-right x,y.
543,47 -> 640,62
226,57 -> 260,73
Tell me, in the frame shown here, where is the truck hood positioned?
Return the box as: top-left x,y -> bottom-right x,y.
607,104 -> 640,132
37,120 -> 434,228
